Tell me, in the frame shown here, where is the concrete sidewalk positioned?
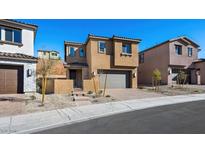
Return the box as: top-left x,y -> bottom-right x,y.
0,94 -> 205,134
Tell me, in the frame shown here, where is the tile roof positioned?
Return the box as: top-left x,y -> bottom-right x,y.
38,50 -> 60,54
112,35 -> 141,42
140,36 -> 200,53
5,19 -> 38,28
64,41 -> 84,45
0,52 -> 37,62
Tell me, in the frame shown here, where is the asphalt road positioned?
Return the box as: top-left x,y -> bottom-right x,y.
35,100 -> 205,134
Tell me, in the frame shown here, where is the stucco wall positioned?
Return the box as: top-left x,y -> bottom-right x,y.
0,60 -> 36,93
193,62 -> 205,85
0,28 -> 34,56
65,44 -> 87,64
138,43 -> 170,85
54,79 -> 73,94
114,40 -> 138,67
83,78 -> 99,92
169,41 -> 198,68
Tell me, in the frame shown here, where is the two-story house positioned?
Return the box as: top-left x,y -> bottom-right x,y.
38,50 -> 60,60
0,19 -> 38,94
64,34 -> 140,91
138,36 -> 200,85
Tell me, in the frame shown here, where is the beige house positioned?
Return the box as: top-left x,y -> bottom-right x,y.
64,34 -> 141,92
38,50 -> 60,60
138,36 -> 200,85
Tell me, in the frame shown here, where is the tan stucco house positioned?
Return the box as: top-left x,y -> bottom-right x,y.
138,36 -> 201,85
64,34 -> 141,91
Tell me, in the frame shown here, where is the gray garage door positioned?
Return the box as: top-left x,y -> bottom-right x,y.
99,70 -> 130,89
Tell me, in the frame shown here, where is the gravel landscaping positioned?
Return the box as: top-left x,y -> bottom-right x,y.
140,85 -> 205,96
0,85 -> 204,118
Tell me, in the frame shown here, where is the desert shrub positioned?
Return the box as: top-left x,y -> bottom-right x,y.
87,91 -> 93,94
152,69 -> 161,91
97,90 -> 103,95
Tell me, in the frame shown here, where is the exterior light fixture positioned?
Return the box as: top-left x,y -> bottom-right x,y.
27,69 -> 32,77
133,72 -> 137,78
92,71 -> 97,77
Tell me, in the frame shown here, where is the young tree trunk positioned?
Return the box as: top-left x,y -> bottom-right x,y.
103,73 -> 108,97
41,77 -> 47,105
182,74 -> 187,88
92,77 -> 97,96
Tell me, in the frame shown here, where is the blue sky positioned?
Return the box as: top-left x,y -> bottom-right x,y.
18,19 -> 205,58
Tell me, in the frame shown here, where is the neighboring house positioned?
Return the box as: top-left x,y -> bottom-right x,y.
36,58 -> 67,94
138,36 -> 200,85
192,59 -> 205,85
0,19 -> 38,94
38,50 -> 60,60
37,50 -> 66,93
64,34 -> 140,91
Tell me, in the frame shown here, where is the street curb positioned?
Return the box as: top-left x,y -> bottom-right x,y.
16,94 -> 205,134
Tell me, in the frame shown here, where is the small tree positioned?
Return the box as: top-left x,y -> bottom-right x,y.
152,69 -> 161,91
37,59 -> 55,106
177,70 -> 187,87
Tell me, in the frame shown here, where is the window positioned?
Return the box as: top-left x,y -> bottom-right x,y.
175,45 -> 182,55
51,53 -> 57,56
14,29 -> 22,43
69,47 -> 75,57
139,53 -> 144,64
5,28 -> 22,43
79,48 -> 85,57
122,43 -> 131,54
5,29 -> 12,42
98,41 -> 106,53
188,47 -> 193,57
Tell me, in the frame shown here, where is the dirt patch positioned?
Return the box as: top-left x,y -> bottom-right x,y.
142,85 -> 205,96
0,94 -> 76,118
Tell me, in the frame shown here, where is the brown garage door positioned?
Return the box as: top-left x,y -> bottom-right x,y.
0,65 -> 23,94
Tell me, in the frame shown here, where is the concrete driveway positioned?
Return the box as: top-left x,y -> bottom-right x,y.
106,89 -> 164,101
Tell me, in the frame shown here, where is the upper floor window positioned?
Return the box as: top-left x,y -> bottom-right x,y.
5,28 -> 22,43
139,53 -> 144,64
175,45 -> 182,55
122,43 -> 131,54
14,29 -> 22,43
79,48 -> 86,57
98,41 -> 106,53
51,52 -> 57,56
69,47 -> 75,57
188,47 -> 193,57
5,29 -> 12,42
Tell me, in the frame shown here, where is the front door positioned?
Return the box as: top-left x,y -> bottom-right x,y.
69,70 -> 77,87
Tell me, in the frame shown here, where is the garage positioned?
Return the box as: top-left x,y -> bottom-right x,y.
0,65 -> 24,94
98,70 -> 131,89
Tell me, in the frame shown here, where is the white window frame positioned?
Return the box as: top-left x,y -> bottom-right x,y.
79,48 -> 86,57
98,41 -> 106,53
122,43 -> 132,55
4,28 -> 22,43
69,46 -> 75,57
188,47 -> 193,57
